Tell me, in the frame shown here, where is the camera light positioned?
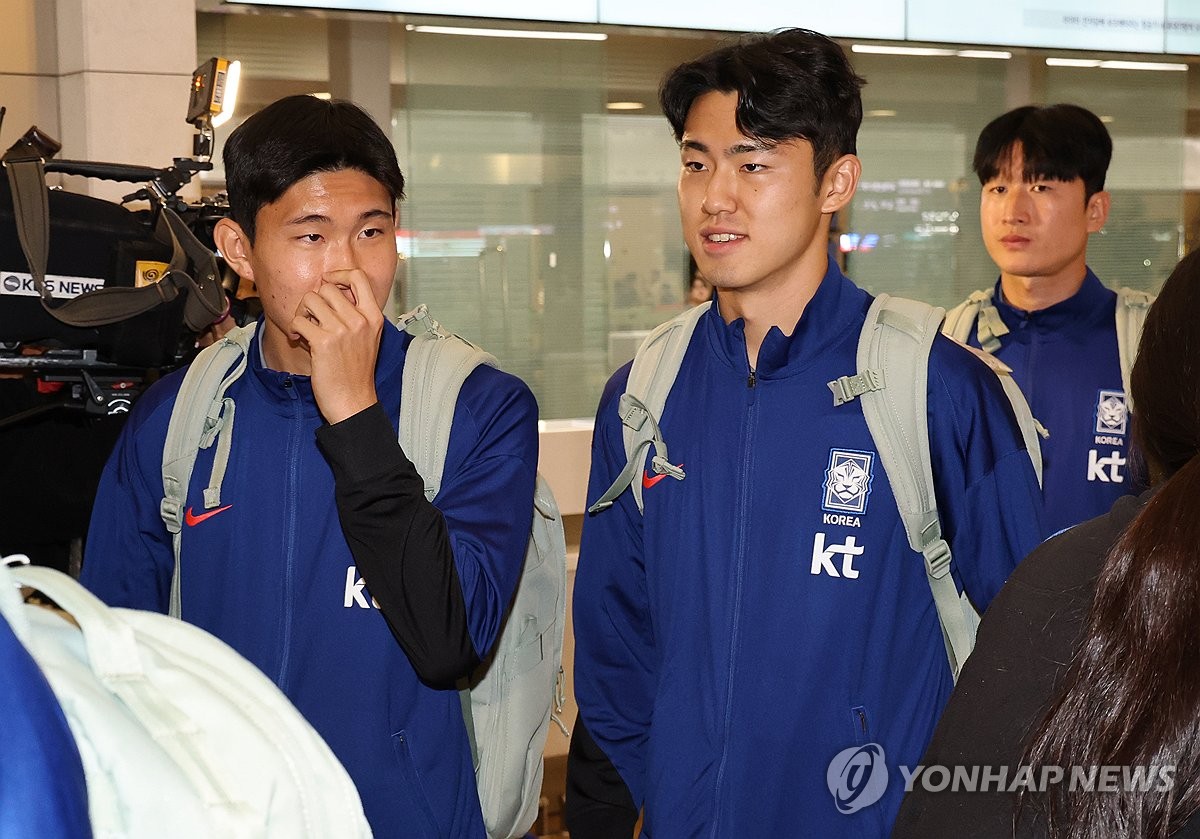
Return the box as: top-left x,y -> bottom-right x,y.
188,57 -> 242,128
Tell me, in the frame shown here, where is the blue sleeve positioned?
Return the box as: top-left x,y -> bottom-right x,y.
437,366 -> 540,658
0,611 -> 92,839
320,365 -> 539,680
571,364 -> 655,809
927,336 -> 1046,611
80,385 -> 177,612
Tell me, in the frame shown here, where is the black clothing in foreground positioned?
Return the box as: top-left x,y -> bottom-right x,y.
893,490 -> 1200,838
317,400 -> 478,686
0,378 -> 124,572
566,715 -> 640,839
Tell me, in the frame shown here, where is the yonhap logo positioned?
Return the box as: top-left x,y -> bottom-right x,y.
827,743 -> 889,814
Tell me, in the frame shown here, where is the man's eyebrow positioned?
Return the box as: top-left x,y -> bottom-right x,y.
359,208 -> 394,222
286,213 -> 331,226
680,138 -> 774,156
284,208 -> 393,226
729,139 -> 773,155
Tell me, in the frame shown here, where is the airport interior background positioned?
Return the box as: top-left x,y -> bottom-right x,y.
1,1 -> 1198,835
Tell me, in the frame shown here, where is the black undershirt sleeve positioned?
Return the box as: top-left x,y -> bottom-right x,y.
565,715 -> 640,839
316,401 -> 478,687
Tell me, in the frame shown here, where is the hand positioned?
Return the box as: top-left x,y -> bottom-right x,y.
289,269 -> 384,424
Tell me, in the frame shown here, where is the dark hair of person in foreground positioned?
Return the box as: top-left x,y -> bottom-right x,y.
1020,248 -> 1200,837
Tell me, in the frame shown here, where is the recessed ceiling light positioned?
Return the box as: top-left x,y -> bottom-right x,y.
956,50 -> 1011,59
866,109 -> 897,117
1099,60 -> 1186,71
852,44 -> 955,57
1045,57 -> 1100,67
1046,57 -> 1187,71
406,24 -> 606,41
606,101 -> 645,111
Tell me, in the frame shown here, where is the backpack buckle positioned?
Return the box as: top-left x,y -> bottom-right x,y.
827,370 -> 883,406
650,455 -> 685,481
616,393 -> 648,432
922,539 -> 952,579
160,497 -> 183,534
397,304 -> 449,339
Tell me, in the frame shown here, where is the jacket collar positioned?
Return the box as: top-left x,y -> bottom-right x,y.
704,256 -> 869,378
245,317 -> 409,415
993,268 -> 1113,334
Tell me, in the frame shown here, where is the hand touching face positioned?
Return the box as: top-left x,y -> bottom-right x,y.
214,167 -> 399,422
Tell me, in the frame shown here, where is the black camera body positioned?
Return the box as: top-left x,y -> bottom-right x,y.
0,175 -> 192,368
0,135 -> 239,426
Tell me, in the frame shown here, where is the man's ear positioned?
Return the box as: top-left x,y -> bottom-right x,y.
213,217 -> 255,281
820,154 -> 862,215
1086,190 -> 1111,234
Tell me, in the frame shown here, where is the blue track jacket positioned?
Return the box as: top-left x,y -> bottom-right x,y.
82,320 -> 538,838
968,271 -> 1132,535
0,611 -> 91,838
573,260 -> 1045,836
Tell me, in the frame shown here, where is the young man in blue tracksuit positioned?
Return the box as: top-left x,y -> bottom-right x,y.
958,105 -> 1135,535
81,95 -> 538,837
565,29 -> 1045,837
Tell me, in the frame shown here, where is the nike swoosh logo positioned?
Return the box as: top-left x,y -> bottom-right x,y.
185,505 -> 233,526
642,466 -> 682,489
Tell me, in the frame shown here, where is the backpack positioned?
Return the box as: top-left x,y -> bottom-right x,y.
589,295 -> 1043,682
942,285 -> 1155,413
160,306 -> 568,839
0,556 -> 91,839
0,558 -> 370,838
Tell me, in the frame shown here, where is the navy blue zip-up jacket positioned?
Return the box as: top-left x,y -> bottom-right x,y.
968,271 -> 1133,535
571,260 -> 1045,837
82,320 -> 538,838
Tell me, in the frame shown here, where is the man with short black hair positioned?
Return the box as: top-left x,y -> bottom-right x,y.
82,94 -> 539,837
567,28 -> 1043,837
945,103 -> 1147,535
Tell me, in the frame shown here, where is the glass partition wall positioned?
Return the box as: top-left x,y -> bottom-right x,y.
198,11 -> 1190,419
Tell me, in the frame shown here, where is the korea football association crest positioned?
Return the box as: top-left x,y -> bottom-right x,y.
823,449 -> 874,515
1094,389 -> 1128,436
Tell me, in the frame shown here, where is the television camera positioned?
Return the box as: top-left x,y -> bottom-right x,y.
0,57 -> 248,430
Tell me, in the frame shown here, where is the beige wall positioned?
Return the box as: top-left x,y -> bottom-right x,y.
0,0 -> 198,202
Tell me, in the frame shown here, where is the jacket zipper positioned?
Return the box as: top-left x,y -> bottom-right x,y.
710,372 -> 759,835
277,375 -> 301,691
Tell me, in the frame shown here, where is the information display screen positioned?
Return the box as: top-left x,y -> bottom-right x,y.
230,0 -> 1200,54
907,0 -> 1194,53
231,0 -> 596,22
595,0 -> 904,39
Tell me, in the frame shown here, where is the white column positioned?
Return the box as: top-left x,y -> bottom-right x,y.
328,19 -> 392,134
1004,50 -> 1046,111
0,1 -> 62,154
54,0 -> 198,202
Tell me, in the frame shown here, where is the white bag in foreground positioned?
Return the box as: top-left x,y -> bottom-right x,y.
1,563 -> 372,839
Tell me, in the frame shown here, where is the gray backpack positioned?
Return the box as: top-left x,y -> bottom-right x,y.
160,306 -> 568,839
942,286 -> 1155,412
590,294 -> 1043,681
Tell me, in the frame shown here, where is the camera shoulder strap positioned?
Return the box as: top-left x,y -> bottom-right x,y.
2,153 -> 224,331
